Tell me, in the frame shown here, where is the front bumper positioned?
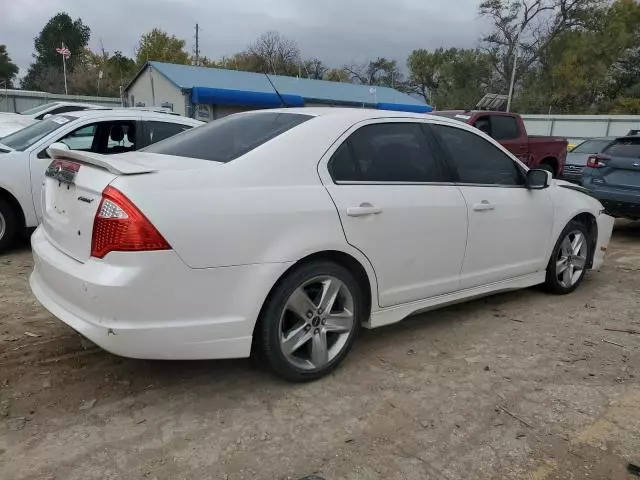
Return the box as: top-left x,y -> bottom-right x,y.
592,212 -> 615,271
583,184 -> 640,219
30,226 -> 291,360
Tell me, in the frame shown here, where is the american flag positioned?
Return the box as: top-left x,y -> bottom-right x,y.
56,46 -> 71,59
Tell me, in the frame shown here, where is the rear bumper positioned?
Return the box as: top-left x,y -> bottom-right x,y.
583,185 -> 640,219
30,226 -> 291,360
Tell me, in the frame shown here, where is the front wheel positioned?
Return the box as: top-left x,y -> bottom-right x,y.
0,199 -> 18,254
544,221 -> 591,294
257,261 -> 363,382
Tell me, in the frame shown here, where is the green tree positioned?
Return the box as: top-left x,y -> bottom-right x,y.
407,48 -> 494,108
22,12 -> 91,91
0,45 -> 19,87
344,57 -> 403,87
136,29 -> 189,66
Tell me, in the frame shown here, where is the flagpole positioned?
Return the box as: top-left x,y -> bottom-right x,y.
61,42 -> 68,95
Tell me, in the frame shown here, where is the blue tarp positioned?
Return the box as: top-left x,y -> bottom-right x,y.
376,102 -> 433,114
191,87 -> 304,108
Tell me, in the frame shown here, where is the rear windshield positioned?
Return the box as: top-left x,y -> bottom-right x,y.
572,139 -> 614,154
1,115 -> 77,151
142,111 -> 312,162
20,102 -> 57,115
603,138 -> 640,158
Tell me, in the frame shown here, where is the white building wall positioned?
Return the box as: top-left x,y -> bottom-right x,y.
522,114 -> 640,144
126,66 -> 187,116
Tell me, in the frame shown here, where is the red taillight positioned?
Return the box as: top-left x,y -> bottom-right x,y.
91,186 -> 171,259
587,155 -> 608,168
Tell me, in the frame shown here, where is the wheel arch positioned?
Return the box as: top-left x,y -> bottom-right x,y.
0,187 -> 26,231
540,157 -> 559,176
252,249 -> 377,346
570,211 -> 598,268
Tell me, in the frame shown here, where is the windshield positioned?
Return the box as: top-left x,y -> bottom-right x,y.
19,102 -> 57,116
572,139 -> 613,154
0,115 -> 76,151
603,138 -> 640,158
143,112 -> 312,162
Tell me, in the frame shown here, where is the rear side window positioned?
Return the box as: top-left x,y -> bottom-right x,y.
329,123 -> 448,183
572,139 -> 613,154
603,138 -> 640,158
145,121 -> 192,146
142,112 -> 311,162
431,124 -> 524,186
490,115 -> 519,140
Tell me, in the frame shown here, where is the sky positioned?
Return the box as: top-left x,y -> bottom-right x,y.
1,0 -> 487,77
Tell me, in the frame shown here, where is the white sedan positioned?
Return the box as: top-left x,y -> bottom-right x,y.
29,108 -> 614,381
0,101 -> 101,137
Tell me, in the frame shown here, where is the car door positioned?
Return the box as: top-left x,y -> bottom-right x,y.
429,122 -> 553,289
319,120 -> 468,308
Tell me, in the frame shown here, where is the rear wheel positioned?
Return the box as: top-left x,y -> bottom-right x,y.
539,163 -> 555,177
258,261 -> 363,382
544,221 -> 591,294
0,199 -> 18,254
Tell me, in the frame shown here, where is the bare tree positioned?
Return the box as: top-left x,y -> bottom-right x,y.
248,31 -> 301,75
302,58 -> 328,79
343,57 -> 402,87
480,0 -> 604,89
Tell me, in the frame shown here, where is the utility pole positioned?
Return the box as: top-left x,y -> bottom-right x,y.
194,23 -> 200,66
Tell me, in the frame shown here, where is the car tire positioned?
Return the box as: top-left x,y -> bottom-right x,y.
257,260 -> 363,382
0,199 -> 18,254
544,220 -> 592,295
539,163 -> 555,177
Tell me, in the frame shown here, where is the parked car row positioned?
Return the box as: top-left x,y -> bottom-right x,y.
0,108 -> 203,251
559,134 -> 640,220
26,107 -> 614,381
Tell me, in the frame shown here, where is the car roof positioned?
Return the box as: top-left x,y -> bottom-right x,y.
258,107 -> 462,124
59,108 -> 203,124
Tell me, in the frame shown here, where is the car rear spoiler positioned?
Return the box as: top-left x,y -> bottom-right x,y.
47,147 -> 157,175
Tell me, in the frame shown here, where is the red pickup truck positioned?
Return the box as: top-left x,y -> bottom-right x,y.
431,111 -> 568,177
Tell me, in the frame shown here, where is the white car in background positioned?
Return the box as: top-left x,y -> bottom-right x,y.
0,109 -> 203,251
29,108 -> 614,382
0,102 -> 102,137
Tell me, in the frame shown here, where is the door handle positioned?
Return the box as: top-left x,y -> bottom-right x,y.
473,201 -> 495,212
347,203 -> 383,217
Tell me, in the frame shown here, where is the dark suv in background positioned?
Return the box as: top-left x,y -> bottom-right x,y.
582,135 -> 640,220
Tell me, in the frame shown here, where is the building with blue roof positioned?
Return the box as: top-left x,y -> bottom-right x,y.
124,61 -> 432,121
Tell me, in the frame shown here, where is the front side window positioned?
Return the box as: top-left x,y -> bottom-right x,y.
431,124 -> 524,186
59,124 -> 97,151
329,123 -> 447,183
143,112 -> 311,162
490,115 -> 519,140
1,115 -> 77,151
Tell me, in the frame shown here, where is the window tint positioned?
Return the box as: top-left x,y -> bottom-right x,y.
142,112 -> 311,162
490,115 -> 519,140
59,124 -> 97,151
145,121 -> 192,146
432,124 -> 524,186
329,123 -> 447,183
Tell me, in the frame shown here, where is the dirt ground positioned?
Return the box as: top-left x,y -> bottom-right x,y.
1,223 -> 640,480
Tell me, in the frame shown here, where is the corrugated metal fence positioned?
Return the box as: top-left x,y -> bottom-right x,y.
522,114 -> 640,144
0,89 -> 121,113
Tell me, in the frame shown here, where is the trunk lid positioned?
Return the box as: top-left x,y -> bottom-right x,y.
598,156 -> 640,191
42,149 -> 158,263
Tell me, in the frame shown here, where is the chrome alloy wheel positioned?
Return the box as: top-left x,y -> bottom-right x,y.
556,230 -> 588,288
278,276 -> 355,371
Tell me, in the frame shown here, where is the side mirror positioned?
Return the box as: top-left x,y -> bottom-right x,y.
46,142 -> 70,158
526,169 -> 551,190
